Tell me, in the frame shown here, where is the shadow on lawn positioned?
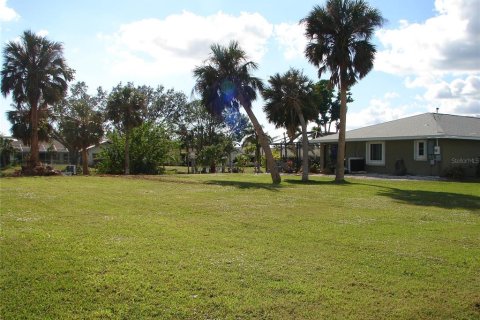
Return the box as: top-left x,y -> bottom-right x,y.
284,178 -> 353,186
376,187 -> 480,212
206,180 -> 283,191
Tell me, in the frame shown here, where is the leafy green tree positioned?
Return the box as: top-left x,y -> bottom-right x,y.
106,83 -> 146,175
0,137 -> 15,167
56,82 -> 105,175
263,68 -> 316,182
193,41 -> 281,184
6,103 -> 53,145
137,85 -> 188,132
1,30 -> 74,169
242,124 -> 261,172
303,0 -> 384,182
98,123 -> 176,174
311,80 -> 353,136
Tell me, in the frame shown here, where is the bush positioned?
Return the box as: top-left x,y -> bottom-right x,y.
97,123 -> 177,174
443,165 -> 465,180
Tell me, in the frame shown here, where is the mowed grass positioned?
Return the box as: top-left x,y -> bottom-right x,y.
1,174 -> 479,319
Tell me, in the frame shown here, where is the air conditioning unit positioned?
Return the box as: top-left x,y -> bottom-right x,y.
348,157 -> 365,172
434,146 -> 441,155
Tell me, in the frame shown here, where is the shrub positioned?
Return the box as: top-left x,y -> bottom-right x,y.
443,165 -> 465,180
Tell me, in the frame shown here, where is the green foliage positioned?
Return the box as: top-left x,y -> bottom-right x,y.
97,123 -> 177,174
55,82 -> 105,164
0,137 -> 15,167
235,153 -> 250,171
443,165 -> 466,180
6,104 -> 53,145
263,68 -> 316,140
106,83 -> 146,132
1,30 -> 74,165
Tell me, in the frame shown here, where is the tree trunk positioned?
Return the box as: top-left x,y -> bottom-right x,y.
125,131 -> 130,175
81,147 -> 89,175
241,101 -> 281,184
29,102 -> 40,167
335,81 -> 347,182
296,109 -> 309,182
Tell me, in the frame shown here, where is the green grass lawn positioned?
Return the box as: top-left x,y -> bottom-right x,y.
1,174 -> 479,319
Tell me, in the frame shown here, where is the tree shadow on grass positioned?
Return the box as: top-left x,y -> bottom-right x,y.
375,186 -> 480,212
283,178 -> 353,186
206,180 -> 283,191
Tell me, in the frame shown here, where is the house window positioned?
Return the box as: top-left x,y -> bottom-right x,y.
414,140 -> 427,161
366,141 -> 385,166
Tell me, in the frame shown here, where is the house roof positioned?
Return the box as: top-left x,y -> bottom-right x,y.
4,137 -> 69,153
311,113 -> 480,143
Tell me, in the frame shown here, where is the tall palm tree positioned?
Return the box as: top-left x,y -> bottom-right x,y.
193,41 -> 281,184
303,0 -> 384,182
263,68 -> 316,182
1,30 -> 74,168
106,83 -> 146,175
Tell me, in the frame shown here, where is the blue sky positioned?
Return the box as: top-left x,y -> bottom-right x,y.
1,0 -> 479,139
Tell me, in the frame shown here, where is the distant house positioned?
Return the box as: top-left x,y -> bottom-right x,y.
6,138 -> 70,164
85,140 -> 110,166
311,113 -> 480,177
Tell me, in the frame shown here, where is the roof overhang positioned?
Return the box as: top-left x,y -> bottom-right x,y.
310,135 -> 480,144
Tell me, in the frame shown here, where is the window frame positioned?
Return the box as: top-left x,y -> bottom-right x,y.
366,141 -> 385,166
414,140 -> 427,161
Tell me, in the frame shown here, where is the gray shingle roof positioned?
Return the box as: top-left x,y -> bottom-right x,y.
311,113 -> 480,143
7,138 -> 69,153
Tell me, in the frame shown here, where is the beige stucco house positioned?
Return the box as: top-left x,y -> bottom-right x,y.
311,113 -> 480,177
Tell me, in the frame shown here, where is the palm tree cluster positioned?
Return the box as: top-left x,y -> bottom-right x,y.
2,0 -> 384,182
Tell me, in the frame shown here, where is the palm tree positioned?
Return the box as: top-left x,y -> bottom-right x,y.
106,83 -> 146,175
1,30 -> 74,168
263,68 -> 316,182
193,41 -> 281,184
303,0 -> 384,182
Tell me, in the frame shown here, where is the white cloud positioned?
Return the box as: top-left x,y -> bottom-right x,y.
0,0 -> 19,22
375,0 -> 480,118
99,11 -> 274,79
274,22 -> 307,60
347,92 -> 418,129
376,0 -> 480,77
422,75 -> 480,116
36,29 -> 49,37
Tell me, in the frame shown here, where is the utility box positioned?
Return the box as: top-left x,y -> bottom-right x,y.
65,165 -> 76,175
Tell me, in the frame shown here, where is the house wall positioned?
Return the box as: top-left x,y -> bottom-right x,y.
342,139 -> 480,177
439,139 -> 480,177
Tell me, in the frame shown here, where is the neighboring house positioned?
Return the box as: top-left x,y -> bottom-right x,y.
85,140 -> 110,166
6,137 -> 70,164
310,113 -> 480,177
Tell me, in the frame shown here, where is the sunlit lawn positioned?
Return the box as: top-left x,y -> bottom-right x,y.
1,174 -> 479,319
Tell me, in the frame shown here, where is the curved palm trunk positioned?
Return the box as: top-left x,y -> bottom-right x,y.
81,148 -> 89,175
296,108 -> 309,182
125,130 -> 130,175
335,81 -> 347,182
242,102 -> 281,184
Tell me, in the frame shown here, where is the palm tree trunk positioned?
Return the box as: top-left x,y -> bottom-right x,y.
296,109 -> 309,182
81,148 -> 89,175
242,102 -> 281,184
29,102 -> 40,167
125,130 -> 130,175
335,81 -> 347,182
